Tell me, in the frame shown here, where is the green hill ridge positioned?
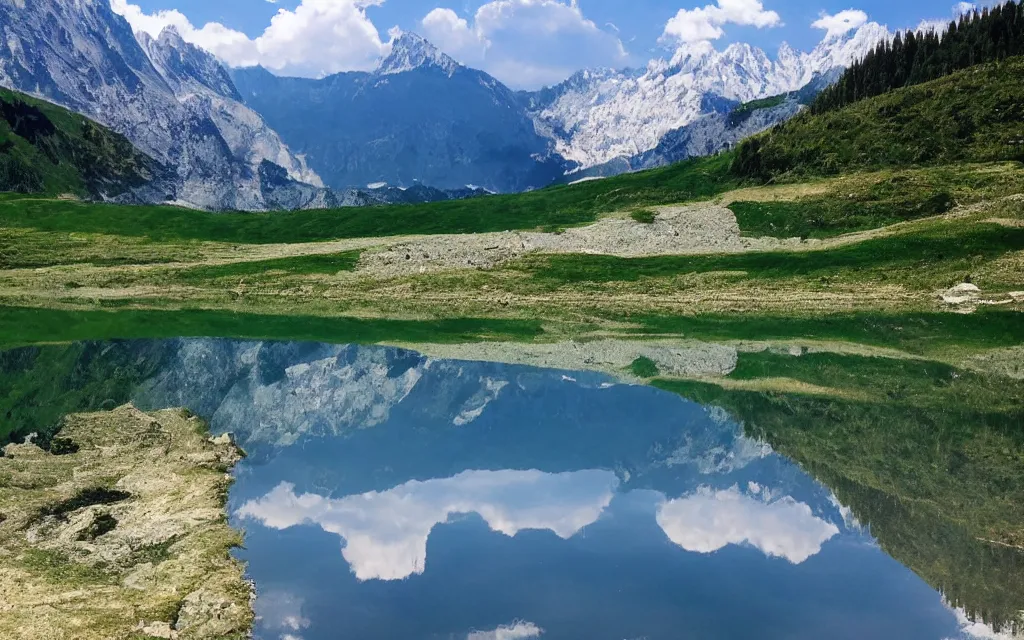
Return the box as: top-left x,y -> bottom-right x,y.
0,87 -> 161,198
733,57 -> 1024,181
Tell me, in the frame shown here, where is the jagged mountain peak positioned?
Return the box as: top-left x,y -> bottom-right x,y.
822,20 -> 890,45
377,32 -> 459,77
140,26 -> 241,101
805,21 -> 891,75
155,25 -> 186,46
526,22 -> 891,170
667,40 -> 716,68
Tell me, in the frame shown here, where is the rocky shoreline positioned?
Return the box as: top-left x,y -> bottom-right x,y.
0,405 -> 253,640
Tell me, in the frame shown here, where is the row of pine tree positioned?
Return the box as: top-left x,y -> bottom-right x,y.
812,0 -> 1024,114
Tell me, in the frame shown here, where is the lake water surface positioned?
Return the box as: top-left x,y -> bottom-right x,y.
1,339 -> 1014,639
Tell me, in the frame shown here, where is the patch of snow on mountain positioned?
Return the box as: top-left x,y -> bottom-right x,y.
529,23 -> 891,170
378,32 -> 459,77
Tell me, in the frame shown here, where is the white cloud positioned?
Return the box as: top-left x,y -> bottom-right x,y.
237,469 -> 618,581
662,0 -> 782,44
420,0 -> 630,88
110,0 -> 389,77
811,9 -> 869,39
954,2 -> 978,16
656,485 -> 839,564
467,621 -> 544,640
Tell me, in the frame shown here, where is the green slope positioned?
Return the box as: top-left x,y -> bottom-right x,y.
733,57 -> 1024,180
0,87 -> 160,198
0,153 -> 736,243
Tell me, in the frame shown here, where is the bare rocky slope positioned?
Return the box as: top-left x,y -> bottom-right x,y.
0,0 -> 323,210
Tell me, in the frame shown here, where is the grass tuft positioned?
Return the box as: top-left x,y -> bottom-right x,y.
629,356 -> 660,378
630,209 -> 658,224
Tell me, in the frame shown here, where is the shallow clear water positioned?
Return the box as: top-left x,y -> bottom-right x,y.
0,339 -> 1008,639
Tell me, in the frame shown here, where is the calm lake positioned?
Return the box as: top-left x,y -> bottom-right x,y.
1,339 -> 1018,639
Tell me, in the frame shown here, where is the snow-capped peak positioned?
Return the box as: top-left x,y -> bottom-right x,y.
377,32 -> 459,77
804,21 -> 891,75
667,40 -> 716,69
526,21 -> 891,170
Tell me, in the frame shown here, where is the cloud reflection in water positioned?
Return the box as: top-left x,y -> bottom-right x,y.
657,485 -> 840,563
237,468 -> 840,582
237,469 -> 619,581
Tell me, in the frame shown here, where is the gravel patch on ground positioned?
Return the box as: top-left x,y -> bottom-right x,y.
403,339 -> 738,382
360,204 -> 803,278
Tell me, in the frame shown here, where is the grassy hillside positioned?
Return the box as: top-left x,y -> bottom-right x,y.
0,87 -> 160,197
2,58 -> 1020,245
733,58 -> 1024,180
0,153 -> 736,243
813,1 -> 1024,114
726,162 -> 1023,238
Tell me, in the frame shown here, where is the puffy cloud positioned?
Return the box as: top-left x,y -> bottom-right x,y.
662,0 -> 782,44
422,8 -> 481,53
420,0 -> 630,89
656,485 -> 839,564
237,469 -> 618,581
811,9 -> 869,39
467,622 -> 544,640
110,0 -> 389,77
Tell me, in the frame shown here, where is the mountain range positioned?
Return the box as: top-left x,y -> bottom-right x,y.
0,0 -> 890,209
525,23 -> 889,172
230,32 -> 566,194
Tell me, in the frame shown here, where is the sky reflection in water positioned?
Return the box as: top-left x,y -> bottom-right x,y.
130,340 -> 990,640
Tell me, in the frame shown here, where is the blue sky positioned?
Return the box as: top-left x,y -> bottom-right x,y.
113,0 -> 981,87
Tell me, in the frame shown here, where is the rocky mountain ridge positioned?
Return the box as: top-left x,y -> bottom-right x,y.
0,0 -> 328,210
230,32 -> 566,193
523,22 -> 891,171
0,1 -> 891,206
231,25 -> 888,191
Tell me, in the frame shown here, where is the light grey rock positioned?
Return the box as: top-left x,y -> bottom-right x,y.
0,0 -> 324,210
524,23 -> 890,172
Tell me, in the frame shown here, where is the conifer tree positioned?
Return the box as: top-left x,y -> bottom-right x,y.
812,0 -> 1024,114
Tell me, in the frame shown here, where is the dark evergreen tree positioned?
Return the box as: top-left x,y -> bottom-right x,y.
812,0 -> 1024,114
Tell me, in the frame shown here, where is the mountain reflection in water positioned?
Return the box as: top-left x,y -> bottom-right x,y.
0,339 -> 1017,639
